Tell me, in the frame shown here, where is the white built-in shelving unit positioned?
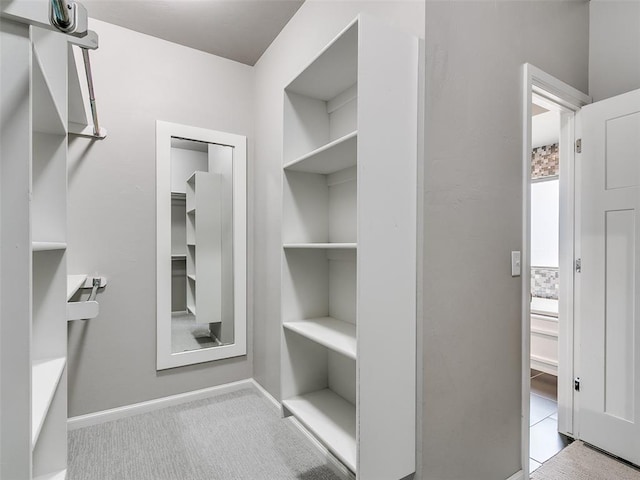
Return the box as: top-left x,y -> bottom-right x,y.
30,26 -> 69,480
169,140 -> 208,316
1,11 -> 96,477
280,15 -> 418,479
30,27 -> 68,478
171,190 -> 188,315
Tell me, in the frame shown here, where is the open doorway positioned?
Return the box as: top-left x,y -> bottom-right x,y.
528,99 -> 571,472
522,65 -> 640,478
522,64 -> 591,477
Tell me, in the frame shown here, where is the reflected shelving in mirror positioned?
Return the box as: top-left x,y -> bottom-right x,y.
157,121 -> 247,370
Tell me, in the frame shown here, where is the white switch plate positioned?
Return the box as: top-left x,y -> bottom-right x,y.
511,251 -> 521,277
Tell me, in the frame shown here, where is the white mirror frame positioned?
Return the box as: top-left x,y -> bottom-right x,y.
156,120 -> 247,370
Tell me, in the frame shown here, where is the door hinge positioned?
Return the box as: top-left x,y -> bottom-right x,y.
575,377 -> 581,391
575,138 -> 582,153
575,258 -> 582,273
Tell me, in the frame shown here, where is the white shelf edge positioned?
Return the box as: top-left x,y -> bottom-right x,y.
171,254 -> 187,259
283,131 -> 357,173
66,274 -> 87,301
187,208 -> 195,214
283,243 -> 357,250
32,357 -> 66,446
284,317 -> 356,360
187,274 -> 196,281
187,305 -> 196,316
32,241 -> 67,252
34,469 -> 67,480
283,389 -> 356,472
67,122 -> 107,139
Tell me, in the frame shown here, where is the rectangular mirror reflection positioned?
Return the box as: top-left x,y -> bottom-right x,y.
170,138 -> 234,353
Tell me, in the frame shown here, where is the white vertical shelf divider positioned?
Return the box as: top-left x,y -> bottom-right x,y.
186,172 -> 223,325
280,15 -> 418,479
1,12 -> 95,478
0,17 -> 34,480
30,26 -> 69,480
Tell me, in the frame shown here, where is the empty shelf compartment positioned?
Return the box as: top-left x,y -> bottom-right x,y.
284,317 -> 356,359
283,389 -> 356,472
32,357 -> 66,445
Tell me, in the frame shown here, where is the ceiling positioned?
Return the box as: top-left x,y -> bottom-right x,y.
532,110 -> 560,148
81,0 -> 305,66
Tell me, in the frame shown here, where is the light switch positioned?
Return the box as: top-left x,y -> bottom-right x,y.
511,251 -> 521,277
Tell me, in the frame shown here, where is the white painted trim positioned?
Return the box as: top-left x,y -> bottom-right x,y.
527,64 -> 590,113
68,379 -> 254,430
521,63 -> 591,476
505,470 -> 525,480
156,120 -> 247,370
249,378 -> 280,410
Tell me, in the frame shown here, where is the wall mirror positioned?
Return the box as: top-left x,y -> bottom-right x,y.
156,121 -> 246,370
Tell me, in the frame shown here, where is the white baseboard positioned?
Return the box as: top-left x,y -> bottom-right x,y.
68,378 -> 255,430
249,378 -> 281,409
506,470 -> 525,480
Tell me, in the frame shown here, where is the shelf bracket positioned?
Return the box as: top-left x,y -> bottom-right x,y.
67,300 -> 99,321
67,275 -> 107,321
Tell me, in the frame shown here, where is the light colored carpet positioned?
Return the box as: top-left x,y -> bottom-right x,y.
68,388 -> 341,480
171,313 -> 217,353
532,441 -> 640,480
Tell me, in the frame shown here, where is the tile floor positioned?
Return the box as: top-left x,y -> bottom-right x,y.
529,370 -> 571,473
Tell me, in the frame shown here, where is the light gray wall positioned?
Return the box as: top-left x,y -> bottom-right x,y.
423,2 -> 588,479
252,0 -> 424,400
589,0 -> 640,101
67,19 -> 254,416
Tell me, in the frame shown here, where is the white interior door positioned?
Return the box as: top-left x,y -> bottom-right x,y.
579,87 -> 640,465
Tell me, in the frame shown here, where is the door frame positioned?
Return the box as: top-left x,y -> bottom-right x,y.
521,64 -> 590,475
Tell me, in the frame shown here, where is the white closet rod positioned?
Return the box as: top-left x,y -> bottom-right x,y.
49,0 -> 87,35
